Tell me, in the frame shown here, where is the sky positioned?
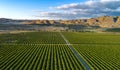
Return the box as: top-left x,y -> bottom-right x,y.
0,0 -> 120,20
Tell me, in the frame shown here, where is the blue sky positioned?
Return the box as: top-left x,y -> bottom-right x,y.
0,0 -> 120,19
0,0 -> 86,19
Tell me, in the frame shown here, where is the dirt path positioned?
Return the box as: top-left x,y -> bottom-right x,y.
59,32 -> 91,70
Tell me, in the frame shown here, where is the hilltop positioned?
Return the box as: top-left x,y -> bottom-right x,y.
0,16 -> 120,28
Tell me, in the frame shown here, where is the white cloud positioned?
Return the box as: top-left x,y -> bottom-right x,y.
35,0 -> 120,20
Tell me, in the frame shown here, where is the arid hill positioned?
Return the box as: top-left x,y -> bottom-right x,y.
0,16 -> 120,28
59,16 -> 120,28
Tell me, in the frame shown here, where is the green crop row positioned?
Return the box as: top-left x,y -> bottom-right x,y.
0,32 -> 66,44
63,32 -> 120,69
73,44 -> 120,69
63,32 -> 120,44
1,32 -> 120,70
0,45 -> 85,70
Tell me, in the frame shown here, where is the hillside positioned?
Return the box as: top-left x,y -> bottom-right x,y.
59,16 -> 120,28
0,16 -> 120,28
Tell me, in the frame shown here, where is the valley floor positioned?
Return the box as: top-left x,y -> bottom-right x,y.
0,32 -> 120,70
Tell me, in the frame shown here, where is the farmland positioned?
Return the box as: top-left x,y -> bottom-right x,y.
0,32 -> 85,70
1,32 -> 120,70
0,32 -> 66,44
63,32 -> 120,69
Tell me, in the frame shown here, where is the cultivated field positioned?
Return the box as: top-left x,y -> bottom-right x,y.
63,32 -> 120,69
0,32 -> 120,70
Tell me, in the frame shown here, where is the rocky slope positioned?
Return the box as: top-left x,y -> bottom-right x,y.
1,16 -> 120,28
59,16 -> 120,28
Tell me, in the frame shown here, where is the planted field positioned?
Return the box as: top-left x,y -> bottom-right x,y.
0,45 -> 85,70
63,32 -> 120,69
0,32 -> 66,44
63,32 -> 120,44
73,44 -> 120,69
1,32 -> 120,70
0,32 -> 85,70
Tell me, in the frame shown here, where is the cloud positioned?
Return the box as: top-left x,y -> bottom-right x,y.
35,0 -> 120,20
55,0 -> 120,10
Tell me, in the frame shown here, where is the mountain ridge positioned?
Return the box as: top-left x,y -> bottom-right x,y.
0,16 -> 120,28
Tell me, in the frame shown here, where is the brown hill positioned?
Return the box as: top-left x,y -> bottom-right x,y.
1,16 -> 120,28
59,16 -> 120,28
